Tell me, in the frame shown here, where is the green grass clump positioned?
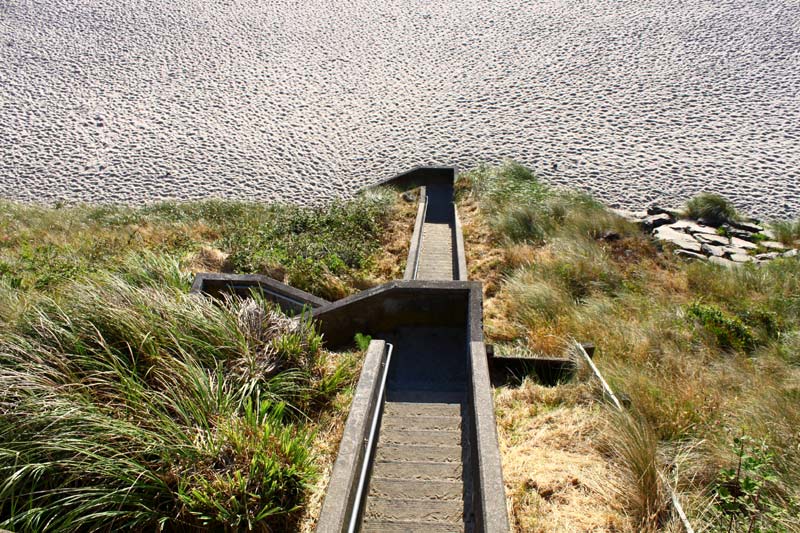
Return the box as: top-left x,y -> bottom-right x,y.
684,193 -> 739,226
459,161 -> 636,245
0,257 -> 357,531
769,219 -> 800,245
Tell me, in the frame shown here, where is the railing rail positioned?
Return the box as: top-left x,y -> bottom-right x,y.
346,342 -> 393,533
412,194 -> 429,280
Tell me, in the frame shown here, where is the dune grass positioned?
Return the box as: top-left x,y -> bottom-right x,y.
0,190 -> 416,531
769,219 -> 800,246
684,193 -> 740,226
458,162 -> 800,532
0,255 -> 363,531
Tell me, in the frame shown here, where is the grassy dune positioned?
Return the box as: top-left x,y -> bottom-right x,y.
0,190 -> 413,531
457,163 -> 800,532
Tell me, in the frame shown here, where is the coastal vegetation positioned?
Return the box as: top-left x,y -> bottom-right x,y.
0,191 -> 412,531
2,167 -> 798,532
457,162 -> 800,532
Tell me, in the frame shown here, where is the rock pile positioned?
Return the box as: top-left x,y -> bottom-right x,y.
614,207 -> 799,268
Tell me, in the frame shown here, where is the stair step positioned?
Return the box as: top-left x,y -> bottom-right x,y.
361,520 -> 464,532
384,402 -> 461,417
379,429 -> 461,447
388,391 -> 464,403
364,497 -> 463,524
382,416 -> 460,432
376,445 -> 462,463
371,460 -> 462,481
368,478 -> 463,501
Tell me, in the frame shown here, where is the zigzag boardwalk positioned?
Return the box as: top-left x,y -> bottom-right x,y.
358,181 -> 474,532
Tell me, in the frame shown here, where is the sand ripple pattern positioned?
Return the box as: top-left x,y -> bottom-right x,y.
1,0 -> 799,217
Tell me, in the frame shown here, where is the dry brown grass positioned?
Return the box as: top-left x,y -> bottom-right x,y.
298,382 -> 359,532
457,197 -> 507,296
186,245 -> 230,273
461,163 -> 800,531
361,190 -> 419,286
495,381 -> 634,532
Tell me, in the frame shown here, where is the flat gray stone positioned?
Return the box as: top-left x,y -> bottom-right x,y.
760,240 -> 786,250
783,249 -> 799,258
675,249 -> 707,260
730,236 -> 758,250
756,252 -> 780,261
670,220 -> 718,235
696,233 -> 730,245
730,220 -> 764,233
709,256 -> 738,268
654,226 -> 702,252
642,213 -> 673,230
702,243 -> 726,257
730,253 -> 754,263
723,246 -> 747,256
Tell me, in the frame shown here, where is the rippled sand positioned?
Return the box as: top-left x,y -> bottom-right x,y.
1,0 -> 798,217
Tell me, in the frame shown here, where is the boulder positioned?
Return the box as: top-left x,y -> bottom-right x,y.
653,226 -> 702,253
756,252 -> 780,261
647,205 -> 680,218
783,249 -> 799,258
730,236 -> 758,250
696,233 -> 730,246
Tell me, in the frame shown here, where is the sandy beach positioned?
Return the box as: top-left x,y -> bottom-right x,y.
1,0 -> 798,218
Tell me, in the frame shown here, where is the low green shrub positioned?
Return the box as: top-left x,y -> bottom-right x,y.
686,302 -> 755,352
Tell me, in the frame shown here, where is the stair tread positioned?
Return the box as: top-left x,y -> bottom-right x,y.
370,460 -> 463,481
364,497 -> 463,524
376,444 -> 462,463
384,401 -> 462,416
368,478 -> 463,501
379,429 -> 462,446
382,416 -> 461,432
360,520 -> 464,532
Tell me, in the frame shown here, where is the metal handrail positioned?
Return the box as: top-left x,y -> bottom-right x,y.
412,195 -> 429,280
347,342 -> 394,533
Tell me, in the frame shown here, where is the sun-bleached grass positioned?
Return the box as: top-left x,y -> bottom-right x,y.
495,379 -> 634,532
459,162 -> 800,532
